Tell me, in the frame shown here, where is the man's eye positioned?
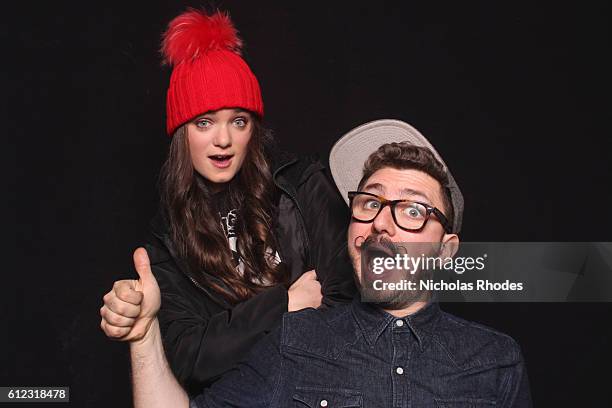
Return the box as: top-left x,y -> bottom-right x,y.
363,200 -> 381,210
196,119 -> 212,128
233,117 -> 247,127
403,205 -> 424,219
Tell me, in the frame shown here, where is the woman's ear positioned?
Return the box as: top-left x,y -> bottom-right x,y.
440,234 -> 460,258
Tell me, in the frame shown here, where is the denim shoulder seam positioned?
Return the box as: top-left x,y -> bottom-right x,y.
431,334 -> 460,368
281,343 -> 347,362
433,313 -> 521,368
443,312 -> 518,343
325,304 -> 353,325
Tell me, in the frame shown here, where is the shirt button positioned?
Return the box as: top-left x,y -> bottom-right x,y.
320,399 -> 328,407
396,367 -> 404,375
395,319 -> 404,327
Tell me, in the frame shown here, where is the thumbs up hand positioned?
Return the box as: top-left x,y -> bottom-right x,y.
100,247 -> 161,342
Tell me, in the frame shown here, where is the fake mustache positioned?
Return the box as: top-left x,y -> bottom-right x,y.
355,234 -> 406,256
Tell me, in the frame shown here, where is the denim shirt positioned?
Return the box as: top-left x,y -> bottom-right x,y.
191,298 -> 532,407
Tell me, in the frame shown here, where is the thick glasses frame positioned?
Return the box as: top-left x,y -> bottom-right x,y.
348,191 -> 452,233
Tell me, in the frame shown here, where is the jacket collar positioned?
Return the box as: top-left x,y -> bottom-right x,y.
351,295 -> 441,351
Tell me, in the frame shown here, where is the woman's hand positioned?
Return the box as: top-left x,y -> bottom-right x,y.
100,248 -> 161,342
287,270 -> 322,311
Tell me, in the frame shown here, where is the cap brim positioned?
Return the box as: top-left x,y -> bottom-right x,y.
329,119 -> 464,233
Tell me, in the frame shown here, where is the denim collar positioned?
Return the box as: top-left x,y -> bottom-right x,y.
351,295 -> 441,351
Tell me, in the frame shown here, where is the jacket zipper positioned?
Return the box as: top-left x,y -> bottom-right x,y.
187,274 -> 207,292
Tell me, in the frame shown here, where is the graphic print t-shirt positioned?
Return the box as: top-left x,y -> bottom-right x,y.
212,190 -> 281,281
213,190 -> 242,270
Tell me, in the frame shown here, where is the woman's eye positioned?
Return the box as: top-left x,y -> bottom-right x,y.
233,117 -> 247,128
196,119 -> 212,128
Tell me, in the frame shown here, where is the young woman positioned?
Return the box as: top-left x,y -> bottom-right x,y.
99,9 -> 355,395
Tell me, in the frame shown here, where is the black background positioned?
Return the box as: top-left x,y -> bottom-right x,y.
4,1 -> 611,406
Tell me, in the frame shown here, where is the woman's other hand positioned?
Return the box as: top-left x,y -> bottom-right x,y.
287,270 -> 322,311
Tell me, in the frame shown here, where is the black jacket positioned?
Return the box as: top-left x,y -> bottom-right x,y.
144,155 -> 357,395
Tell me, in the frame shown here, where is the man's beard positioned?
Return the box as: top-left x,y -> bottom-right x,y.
351,234 -> 442,310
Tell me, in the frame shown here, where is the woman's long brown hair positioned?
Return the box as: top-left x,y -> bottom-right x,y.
159,117 -> 288,304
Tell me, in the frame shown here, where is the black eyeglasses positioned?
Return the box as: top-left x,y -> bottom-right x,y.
348,191 -> 452,233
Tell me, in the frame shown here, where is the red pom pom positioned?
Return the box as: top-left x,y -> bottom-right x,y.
161,9 -> 242,66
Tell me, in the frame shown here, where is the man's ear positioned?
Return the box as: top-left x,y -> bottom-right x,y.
440,234 -> 460,258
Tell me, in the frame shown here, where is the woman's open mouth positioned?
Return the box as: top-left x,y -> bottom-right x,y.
209,154 -> 234,169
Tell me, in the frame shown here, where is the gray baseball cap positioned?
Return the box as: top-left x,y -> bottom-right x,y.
329,119 -> 464,233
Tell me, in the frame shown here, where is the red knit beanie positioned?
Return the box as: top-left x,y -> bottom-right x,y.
161,9 -> 264,135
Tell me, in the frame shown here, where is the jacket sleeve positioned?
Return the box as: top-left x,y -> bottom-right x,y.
295,164 -> 358,307
145,244 -> 288,394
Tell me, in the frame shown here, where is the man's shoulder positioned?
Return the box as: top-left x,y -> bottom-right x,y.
431,310 -> 524,369
279,304 -> 357,360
